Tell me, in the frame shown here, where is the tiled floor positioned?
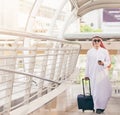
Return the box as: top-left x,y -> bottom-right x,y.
29,84 -> 120,115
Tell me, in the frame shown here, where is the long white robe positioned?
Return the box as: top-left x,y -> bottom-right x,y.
85,47 -> 112,110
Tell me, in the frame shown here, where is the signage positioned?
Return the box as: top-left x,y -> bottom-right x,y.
103,8 -> 120,22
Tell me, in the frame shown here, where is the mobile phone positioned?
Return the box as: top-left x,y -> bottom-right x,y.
98,60 -> 101,63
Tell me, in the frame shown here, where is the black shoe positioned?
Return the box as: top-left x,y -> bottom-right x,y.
96,109 -> 104,114
101,109 -> 104,112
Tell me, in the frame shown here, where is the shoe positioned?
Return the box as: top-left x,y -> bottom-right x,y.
101,109 -> 104,112
96,109 -> 104,114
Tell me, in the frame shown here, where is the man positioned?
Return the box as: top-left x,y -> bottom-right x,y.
85,36 -> 112,114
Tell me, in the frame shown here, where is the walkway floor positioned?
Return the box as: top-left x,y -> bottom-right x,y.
29,84 -> 120,115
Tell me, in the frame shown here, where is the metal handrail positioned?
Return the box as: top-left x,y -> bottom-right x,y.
0,29 -> 81,45
0,29 -> 81,114
0,68 -> 61,85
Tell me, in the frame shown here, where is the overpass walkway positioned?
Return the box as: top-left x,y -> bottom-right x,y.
29,83 -> 120,115
0,30 -> 120,115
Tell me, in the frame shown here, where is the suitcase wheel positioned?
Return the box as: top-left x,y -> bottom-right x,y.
82,109 -> 84,112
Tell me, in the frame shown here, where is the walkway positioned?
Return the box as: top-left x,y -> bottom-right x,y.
29,84 -> 120,115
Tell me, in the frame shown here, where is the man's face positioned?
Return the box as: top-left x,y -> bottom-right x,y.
92,38 -> 101,47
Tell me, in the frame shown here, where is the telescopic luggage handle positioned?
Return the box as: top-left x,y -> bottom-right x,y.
82,78 -> 92,96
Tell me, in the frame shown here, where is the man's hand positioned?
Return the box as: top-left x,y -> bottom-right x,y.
98,60 -> 104,66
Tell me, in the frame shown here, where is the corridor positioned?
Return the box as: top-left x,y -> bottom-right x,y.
29,83 -> 120,115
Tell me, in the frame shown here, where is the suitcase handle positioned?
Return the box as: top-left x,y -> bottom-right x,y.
82,78 -> 92,96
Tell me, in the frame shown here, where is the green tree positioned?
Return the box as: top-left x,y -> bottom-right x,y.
80,24 -> 102,32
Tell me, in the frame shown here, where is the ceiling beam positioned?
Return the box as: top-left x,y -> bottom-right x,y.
77,0 -> 120,16
64,33 -> 120,40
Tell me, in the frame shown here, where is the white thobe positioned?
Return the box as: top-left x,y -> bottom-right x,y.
85,47 -> 112,110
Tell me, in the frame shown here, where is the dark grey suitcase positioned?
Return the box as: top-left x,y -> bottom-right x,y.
77,78 -> 94,112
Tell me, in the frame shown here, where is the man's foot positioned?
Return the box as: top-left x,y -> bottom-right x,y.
96,109 -> 104,114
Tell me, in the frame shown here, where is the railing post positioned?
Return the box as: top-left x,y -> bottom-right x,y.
38,49 -> 49,97
47,43 -> 59,92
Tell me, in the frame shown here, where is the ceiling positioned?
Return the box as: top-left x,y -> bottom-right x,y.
65,0 -> 120,41
70,0 -> 120,17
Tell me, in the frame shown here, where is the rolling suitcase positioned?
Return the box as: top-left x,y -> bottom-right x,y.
77,78 -> 94,112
